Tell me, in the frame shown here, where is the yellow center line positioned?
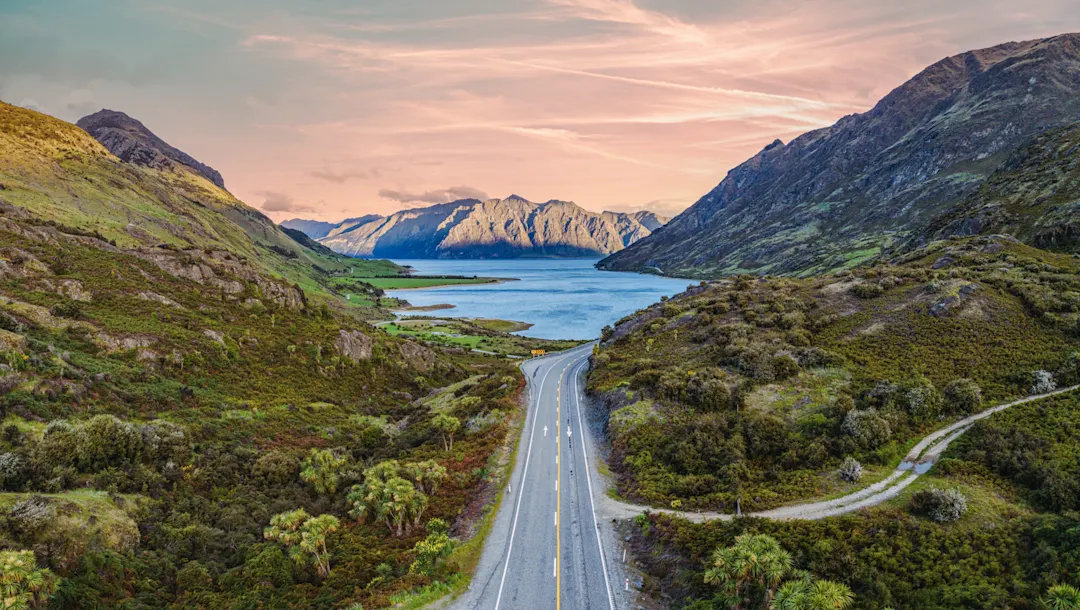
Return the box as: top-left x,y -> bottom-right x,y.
556,360 -> 566,610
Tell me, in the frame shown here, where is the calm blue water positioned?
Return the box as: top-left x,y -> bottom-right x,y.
388,259 -> 692,339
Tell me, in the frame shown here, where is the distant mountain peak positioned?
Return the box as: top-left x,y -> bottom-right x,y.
76,109 -> 226,190
317,198 -> 669,259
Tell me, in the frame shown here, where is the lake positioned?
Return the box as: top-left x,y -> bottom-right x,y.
387,259 -> 693,339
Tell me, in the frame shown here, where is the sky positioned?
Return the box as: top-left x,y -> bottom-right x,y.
2,1 -> 1079,221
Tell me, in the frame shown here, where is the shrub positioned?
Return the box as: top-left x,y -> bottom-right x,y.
903,378 -> 942,421
1031,370 -> 1057,395
850,283 -> 884,299
944,379 -> 982,414
910,487 -> 968,522
838,457 -> 863,483
841,409 -> 892,449
0,452 -> 26,491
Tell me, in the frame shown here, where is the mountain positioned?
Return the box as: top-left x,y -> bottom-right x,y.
280,215 -> 384,240
599,33 -> 1080,278
316,196 -> 669,258
76,109 -> 226,189
0,101 -> 403,307
918,123 -> 1080,252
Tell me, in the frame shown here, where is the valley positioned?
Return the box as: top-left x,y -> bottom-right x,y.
2,7 -> 1080,610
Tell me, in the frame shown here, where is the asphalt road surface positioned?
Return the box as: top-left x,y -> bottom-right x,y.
447,342 -> 622,610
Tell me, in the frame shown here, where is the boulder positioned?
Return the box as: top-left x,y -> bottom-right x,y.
336,330 -> 373,363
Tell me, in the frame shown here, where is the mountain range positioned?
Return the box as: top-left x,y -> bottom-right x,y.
293,197 -> 667,258
599,32 -> 1080,277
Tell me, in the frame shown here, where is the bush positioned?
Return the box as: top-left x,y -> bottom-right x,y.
910,487 -> 968,522
944,379 -> 982,414
1030,370 -> 1057,395
838,457 -> 863,483
841,409 -> 892,449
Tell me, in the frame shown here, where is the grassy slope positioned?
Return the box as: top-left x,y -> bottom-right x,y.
0,215 -> 527,607
589,236 -> 1080,511
0,101 -> 403,309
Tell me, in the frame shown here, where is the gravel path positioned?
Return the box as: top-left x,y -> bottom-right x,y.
586,383 -> 1080,523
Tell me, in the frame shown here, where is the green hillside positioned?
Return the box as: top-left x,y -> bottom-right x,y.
0,101 -> 405,310
589,236 -> 1080,511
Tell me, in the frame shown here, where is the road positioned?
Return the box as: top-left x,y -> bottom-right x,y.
442,338 -> 1080,608
444,342 -> 625,610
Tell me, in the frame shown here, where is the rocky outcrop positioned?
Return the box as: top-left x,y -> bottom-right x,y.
76,110 -> 226,189
399,341 -> 436,372
317,196 -> 668,258
335,330 -> 374,363
600,33 -> 1080,277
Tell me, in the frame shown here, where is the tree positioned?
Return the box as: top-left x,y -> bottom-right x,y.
299,448 -> 348,495
348,461 -> 429,536
0,549 -> 60,609
705,534 -> 793,610
841,409 -> 891,449
1045,584 -> 1080,610
431,414 -> 461,451
403,460 -> 448,496
264,509 -> 339,578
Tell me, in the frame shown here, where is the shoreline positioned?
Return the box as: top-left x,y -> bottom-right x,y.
385,277 -> 519,292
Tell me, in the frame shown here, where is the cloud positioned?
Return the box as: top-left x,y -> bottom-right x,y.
256,190 -> 317,213
547,0 -> 708,44
608,198 -> 693,217
378,185 -> 489,205
310,168 -> 381,183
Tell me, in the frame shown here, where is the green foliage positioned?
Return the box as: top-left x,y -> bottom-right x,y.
347,460 -> 433,537
0,549 -> 60,609
588,237 -> 1080,510
1045,584 -> 1080,610
299,448 -> 348,496
431,413 -> 461,452
263,508 -> 340,579
409,518 -> 455,577
909,487 -> 968,523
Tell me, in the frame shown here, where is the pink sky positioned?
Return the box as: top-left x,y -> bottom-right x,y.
4,0 -> 1080,220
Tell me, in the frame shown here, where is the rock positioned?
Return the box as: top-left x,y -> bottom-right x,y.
399,340 -> 436,372
202,329 -> 226,346
335,330 -> 373,362
138,291 -> 183,308
95,333 -> 157,353
930,283 -> 979,317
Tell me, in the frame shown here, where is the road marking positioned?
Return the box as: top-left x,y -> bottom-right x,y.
544,425 -> 548,437
555,511 -> 558,526
572,355 -> 617,610
556,360 -> 571,610
493,352 -> 567,610
553,557 -> 557,578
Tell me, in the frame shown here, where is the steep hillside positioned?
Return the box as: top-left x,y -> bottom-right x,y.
589,236 -> 1080,511
918,123 -> 1080,251
0,101 -> 405,307
317,196 -> 669,258
599,33 -> 1080,278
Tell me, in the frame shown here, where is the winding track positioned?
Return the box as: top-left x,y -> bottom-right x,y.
441,344 -> 1078,608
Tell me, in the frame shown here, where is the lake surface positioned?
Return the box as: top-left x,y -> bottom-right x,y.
388,259 -> 693,339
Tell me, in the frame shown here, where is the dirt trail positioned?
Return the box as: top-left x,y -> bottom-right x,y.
586,383 -> 1080,522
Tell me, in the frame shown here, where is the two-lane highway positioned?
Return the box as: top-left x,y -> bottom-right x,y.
447,343 -> 620,610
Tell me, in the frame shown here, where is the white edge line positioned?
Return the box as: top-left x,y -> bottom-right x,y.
572,354 -> 617,610
494,347 -> 585,610
494,354 -> 558,609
